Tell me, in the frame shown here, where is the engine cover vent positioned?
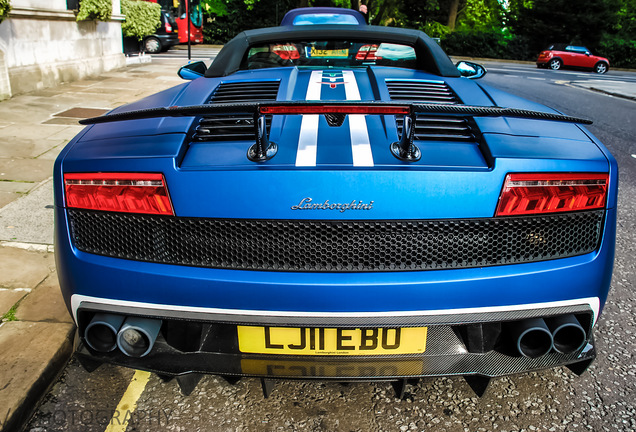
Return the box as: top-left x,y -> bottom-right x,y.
386,80 -> 461,104
387,80 -> 475,141
208,81 -> 280,103
194,81 -> 279,142
396,116 -> 475,141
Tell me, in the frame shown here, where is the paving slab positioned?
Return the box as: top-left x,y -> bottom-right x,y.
0,321 -> 75,432
0,179 -> 56,245
0,245 -> 55,289
0,182 -> 36,209
15,274 -> 73,324
0,158 -> 54,183
0,288 -> 29,316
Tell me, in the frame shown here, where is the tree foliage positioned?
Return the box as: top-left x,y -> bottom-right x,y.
121,0 -> 162,40
77,0 -> 113,21
0,0 -> 11,24
202,0 -> 297,43
200,0 -> 636,67
507,0 -> 619,53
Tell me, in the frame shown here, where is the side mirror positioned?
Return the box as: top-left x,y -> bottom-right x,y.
178,61 -> 207,80
456,61 -> 487,79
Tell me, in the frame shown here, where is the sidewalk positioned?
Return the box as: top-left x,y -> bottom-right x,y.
0,57 -> 184,432
0,52 -> 634,432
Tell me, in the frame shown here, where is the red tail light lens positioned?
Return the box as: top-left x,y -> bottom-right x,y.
165,22 -> 173,32
496,173 -> 608,216
356,44 -> 381,61
64,173 -> 174,216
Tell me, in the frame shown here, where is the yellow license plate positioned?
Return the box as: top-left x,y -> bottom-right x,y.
310,48 -> 349,57
237,326 -> 427,356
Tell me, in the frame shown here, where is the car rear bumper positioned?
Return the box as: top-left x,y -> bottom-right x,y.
57,205 -> 615,379
73,299 -> 597,380
156,33 -> 179,49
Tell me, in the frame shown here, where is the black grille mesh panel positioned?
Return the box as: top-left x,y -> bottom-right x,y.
68,210 -> 603,272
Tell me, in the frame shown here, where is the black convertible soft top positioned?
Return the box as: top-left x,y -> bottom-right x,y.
204,25 -> 461,78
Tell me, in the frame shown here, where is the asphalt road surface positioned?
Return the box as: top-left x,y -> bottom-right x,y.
26,58 -> 636,432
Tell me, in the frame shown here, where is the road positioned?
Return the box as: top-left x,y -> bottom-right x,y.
25,55 -> 636,432
150,46 -> 222,64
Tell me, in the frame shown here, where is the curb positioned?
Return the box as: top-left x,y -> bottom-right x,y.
0,324 -> 75,432
584,86 -> 636,102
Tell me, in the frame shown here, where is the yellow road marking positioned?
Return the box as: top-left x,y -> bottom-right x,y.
104,370 -> 151,432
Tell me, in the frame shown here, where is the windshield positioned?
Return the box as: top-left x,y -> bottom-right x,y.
292,14 -> 360,25
243,41 -> 417,70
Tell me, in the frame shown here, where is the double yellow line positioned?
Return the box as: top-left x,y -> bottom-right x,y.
104,370 -> 152,432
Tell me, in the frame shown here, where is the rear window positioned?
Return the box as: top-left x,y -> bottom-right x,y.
292,14 -> 360,25
244,41 -> 417,70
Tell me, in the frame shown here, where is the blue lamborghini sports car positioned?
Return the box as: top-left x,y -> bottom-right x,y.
55,23 -> 617,397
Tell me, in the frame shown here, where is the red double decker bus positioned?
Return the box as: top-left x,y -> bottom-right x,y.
158,0 -> 203,44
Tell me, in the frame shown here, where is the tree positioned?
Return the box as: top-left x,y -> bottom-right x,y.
507,0 -> 619,53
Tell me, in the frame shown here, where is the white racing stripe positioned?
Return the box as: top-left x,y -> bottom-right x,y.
343,70 -> 374,167
295,70 -> 322,166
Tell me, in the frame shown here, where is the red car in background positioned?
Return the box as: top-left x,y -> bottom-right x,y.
537,44 -> 610,74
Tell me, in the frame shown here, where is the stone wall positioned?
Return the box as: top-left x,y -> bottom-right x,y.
0,0 -> 125,100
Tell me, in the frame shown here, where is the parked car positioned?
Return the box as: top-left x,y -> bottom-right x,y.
56,22 -> 617,398
143,10 -> 179,54
281,7 -> 367,25
536,44 -> 610,74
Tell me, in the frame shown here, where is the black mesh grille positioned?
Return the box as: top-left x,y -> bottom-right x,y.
193,81 -> 279,142
68,210 -> 603,272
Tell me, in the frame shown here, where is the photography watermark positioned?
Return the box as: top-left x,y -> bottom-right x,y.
37,408 -> 175,428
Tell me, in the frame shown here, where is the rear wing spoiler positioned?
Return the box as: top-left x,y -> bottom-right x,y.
80,102 -> 593,163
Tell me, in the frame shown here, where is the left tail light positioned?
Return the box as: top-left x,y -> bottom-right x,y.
165,22 -> 173,32
496,173 -> 608,216
64,173 -> 174,216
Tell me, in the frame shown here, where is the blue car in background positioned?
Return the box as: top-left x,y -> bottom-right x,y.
54,20 -> 617,398
281,7 -> 367,26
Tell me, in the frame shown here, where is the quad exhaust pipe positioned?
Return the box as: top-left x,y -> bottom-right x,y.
84,314 -> 161,358
116,316 -> 162,358
509,315 -> 587,358
546,314 -> 586,354
510,317 -> 554,358
84,313 -> 126,352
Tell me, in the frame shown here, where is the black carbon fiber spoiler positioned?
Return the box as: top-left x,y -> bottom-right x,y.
79,102 -> 593,163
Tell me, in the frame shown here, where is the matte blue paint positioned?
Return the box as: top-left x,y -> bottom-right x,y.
55,44 -> 618,331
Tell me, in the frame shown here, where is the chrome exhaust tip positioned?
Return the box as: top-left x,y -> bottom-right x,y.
84,313 -> 125,352
116,317 -> 162,357
510,318 -> 554,358
546,315 -> 586,354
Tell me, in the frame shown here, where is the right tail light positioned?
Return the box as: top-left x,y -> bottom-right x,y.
496,173 -> 608,216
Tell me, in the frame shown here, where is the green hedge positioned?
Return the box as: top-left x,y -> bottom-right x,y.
0,0 -> 11,23
598,37 -> 636,69
440,30 -> 534,61
77,0 -> 112,22
121,0 -> 161,41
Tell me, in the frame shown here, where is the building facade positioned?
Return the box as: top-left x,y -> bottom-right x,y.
0,0 -> 125,100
